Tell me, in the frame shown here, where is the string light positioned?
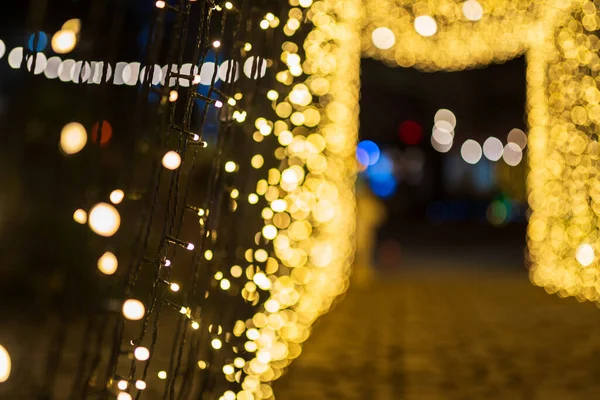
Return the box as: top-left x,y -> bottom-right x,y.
109,189 -> 125,204
73,209 -> 87,224
162,151 -> 182,170
60,122 -> 87,155
51,30 -> 77,54
134,347 -> 150,361
0,344 -> 10,383
97,251 -> 118,275
135,380 -> 147,390
122,299 -> 145,321
88,202 -> 121,237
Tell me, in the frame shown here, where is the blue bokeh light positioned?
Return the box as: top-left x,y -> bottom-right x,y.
357,140 -> 380,166
369,177 -> 397,198
28,32 -> 48,52
356,147 -> 370,166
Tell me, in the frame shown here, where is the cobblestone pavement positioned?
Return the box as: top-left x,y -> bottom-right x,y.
274,267 -> 600,400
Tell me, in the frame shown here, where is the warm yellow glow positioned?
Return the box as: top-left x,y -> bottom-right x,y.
248,193 -> 259,204
205,250 -> 213,260
462,0 -> 484,21
223,364 -> 235,374
267,90 -> 279,101
52,30 -> 77,54
0,344 -> 11,383
73,209 -> 87,224
158,371 -> 167,380
122,299 -> 145,321
97,251 -> 118,275
117,393 -> 132,400
135,380 -> 147,390
162,151 -> 182,170
110,189 -> 125,204
191,321 -> 200,330
88,202 -> 121,237
134,347 -> 150,361
225,161 -> 237,172
262,225 -> 277,240
220,279 -> 231,290
231,189 -> 240,199
170,283 -> 180,292
198,360 -> 208,369
414,15 -> 437,37
576,244 -> 595,267
251,154 -> 264,169
371,27 -> 395,50
60,122 -> 87,155
231,265 -> 243,278
117,380 -> 128,390
211,339 -> 222,349
62,19 -> 81,34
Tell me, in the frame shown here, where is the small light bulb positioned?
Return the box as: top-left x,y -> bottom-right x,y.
122,299 -> 145,321
234,357 -> 245,368
110,189 -> 125,204
220,279 -> 231,290
0,344 -> 11,383
222,365 -> 234,374
191,133 -> 200,141
225,2 -> 233,9
244,43 -> 252,52
267,90 -> 279,101
117,393 -> 132,400
224,161 -> 236,172
265,13 -> 275,21
198,360 -> 208,369
187,243 -> 195,251
60,122 -> 87,155
134,347 -> 150,361
158,371 -> 167,379
214,271 -> 223,280
205,250 -> 214,260
135,380 -> 147,390
211,339 -> 222,349
227,98 -> 236,106
88,202 -> 121,237
191,321 -> 200,330
52,30 -> 77,54
260,20 -> 270,29
73,209 -> 87,224
98,251 -> 118,275
169,90 -> 178,102
180,307 -> 188,315
170,283 -> 180,292
155,0 -> 166,8
162,151 -> 182,170
213,40 -> 221,48
230,189 -> 239,199
117,380 -> 128,390
163,259 -> 172,267
248,193 -> 259,204
192,75 -> 201,84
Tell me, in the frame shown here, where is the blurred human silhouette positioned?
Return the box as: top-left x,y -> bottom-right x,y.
353,178 -> 387,288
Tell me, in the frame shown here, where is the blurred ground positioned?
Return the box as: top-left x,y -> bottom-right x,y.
274,246 -> 600,400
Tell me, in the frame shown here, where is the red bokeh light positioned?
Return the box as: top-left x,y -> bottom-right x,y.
398,120 -> 422,145
91,120 -> 113,146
